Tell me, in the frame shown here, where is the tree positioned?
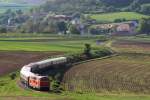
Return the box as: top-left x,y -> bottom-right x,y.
84,43 -> 92,58
141,4 -> 150,15
0,26 -> 7,33
128,0 -> 141,12
69,24 -> 80,34
16,9 -> 23,15
57,21 -> 67,34
138,18 -> 150,35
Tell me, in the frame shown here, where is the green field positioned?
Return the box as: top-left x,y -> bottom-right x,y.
0,35 -> 106,52
90,12 -> 150,22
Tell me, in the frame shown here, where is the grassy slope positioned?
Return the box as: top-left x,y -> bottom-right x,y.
90,12 -> 149,22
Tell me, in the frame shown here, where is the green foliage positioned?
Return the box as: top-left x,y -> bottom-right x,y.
138,18 -> 150,35
114,18 -> 127,23
9,72 -> 16,80
93,48 -> 112,58
141,4 -> 150,15
51,74 -> 63,93
57,21 -> 67,34
69,25 -> 80,35
84,43 -> 92,58
38,0 -> 150,13
0,26 -> 7,33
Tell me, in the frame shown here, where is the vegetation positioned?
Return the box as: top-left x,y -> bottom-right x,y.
63,54 -> 150,93
0,35 -> 107,52
38,0 -> 150,14
0,0 -> 150,100
0,70 -> 150,100
90,12 -> 149,22
138,18 -> 150,35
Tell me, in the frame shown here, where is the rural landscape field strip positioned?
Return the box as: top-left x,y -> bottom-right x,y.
112,40 -> 150,53
0,51 -> 63,76
0,36 -> 104,52
90,12 -> 149,22
63,54 -> 150,93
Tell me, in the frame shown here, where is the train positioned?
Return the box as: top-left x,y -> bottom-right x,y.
20,57 -> 67,91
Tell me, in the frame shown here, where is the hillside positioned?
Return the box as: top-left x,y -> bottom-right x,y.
0,0 -> 48,5
38,0 -> 150,14
0,0 -> 48,13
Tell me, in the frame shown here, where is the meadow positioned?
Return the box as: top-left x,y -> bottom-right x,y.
0,34 -> 106,52
90,12 -> 150,22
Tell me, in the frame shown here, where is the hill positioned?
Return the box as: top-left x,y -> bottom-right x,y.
0,0 -> 48,5
38,0 -> 150,14
0,0 -> 48,13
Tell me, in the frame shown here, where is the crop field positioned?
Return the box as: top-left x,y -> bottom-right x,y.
0,51 -> 63,76
63,54 -> 150,93
90,12 -> 149,22
112,40 -> 150,53
110,36 -> 150,53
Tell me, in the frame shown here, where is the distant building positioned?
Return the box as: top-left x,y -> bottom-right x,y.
91,21 -> 138,35
112,21 -> 138,35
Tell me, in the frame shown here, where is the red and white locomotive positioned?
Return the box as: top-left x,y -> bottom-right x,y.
20,57 -> 67,91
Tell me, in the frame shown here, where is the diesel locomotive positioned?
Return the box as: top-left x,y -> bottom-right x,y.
20,57 -> 67,91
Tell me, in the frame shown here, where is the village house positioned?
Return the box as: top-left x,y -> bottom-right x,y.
112,21 -> 138,35
91,21 -> 138,35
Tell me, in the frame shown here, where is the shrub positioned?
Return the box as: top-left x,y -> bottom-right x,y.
9,73 -> 16,80
83,43 -> 92,58
51,80 -> 62,93
0,27 -> 7,33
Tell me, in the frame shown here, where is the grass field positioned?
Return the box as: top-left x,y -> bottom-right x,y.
90,12 -> 150,22
0,34 -> 106,52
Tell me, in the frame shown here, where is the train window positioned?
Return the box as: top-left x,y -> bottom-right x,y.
41,77 -> 49,81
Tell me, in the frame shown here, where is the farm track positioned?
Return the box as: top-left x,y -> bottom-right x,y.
0,51 -> 64,76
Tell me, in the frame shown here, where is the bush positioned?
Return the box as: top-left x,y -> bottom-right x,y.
9,73 -> 16,80
51,80 -> 62,93
0,27 -> 7,33
84,43 -> 92,58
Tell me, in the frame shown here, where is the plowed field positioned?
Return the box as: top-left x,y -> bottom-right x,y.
63,54 -> 150,93
0,51 -> 63,76
112,40 -> 150,53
